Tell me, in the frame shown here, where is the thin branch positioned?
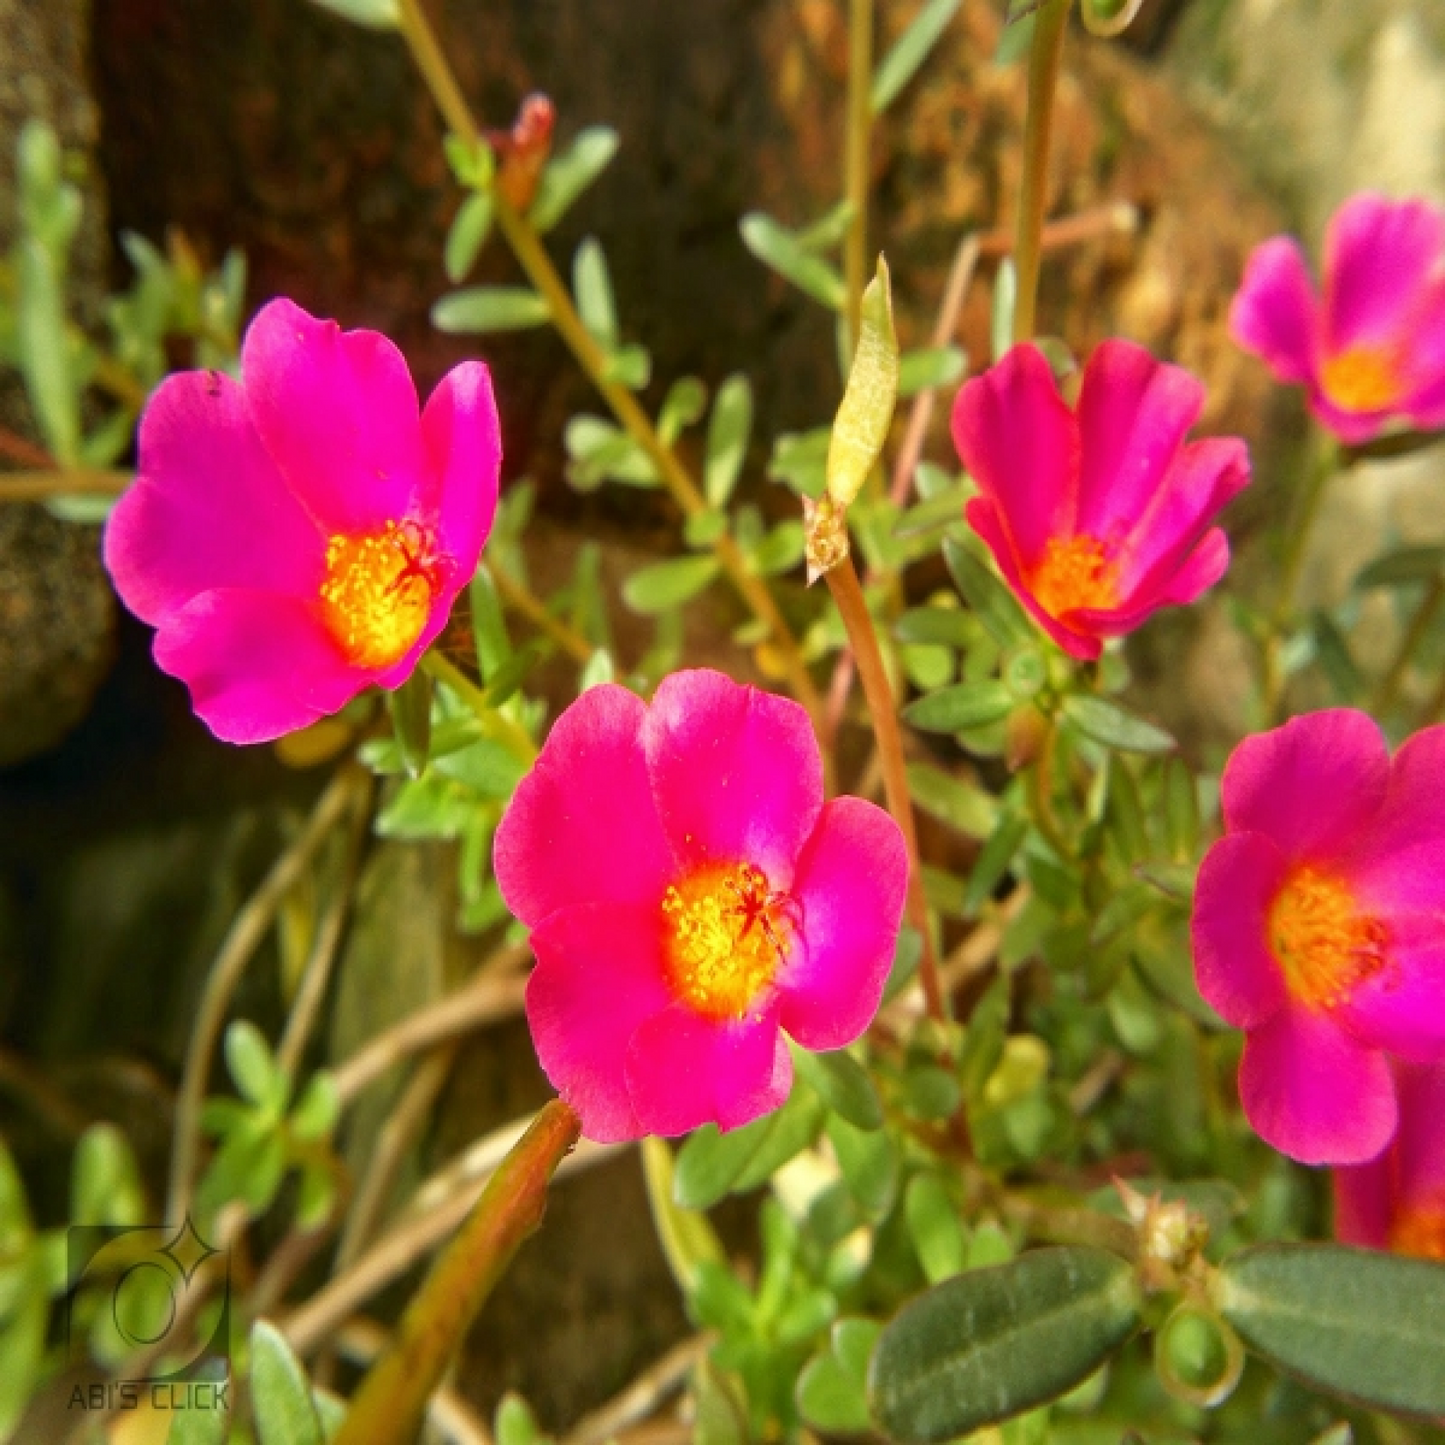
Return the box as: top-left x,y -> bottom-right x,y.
331,948 -> 529,1106
492,563 -> 595,664
167,768 -> 365,1223
564,1335 -> 715,1445
842,0 -> 875,351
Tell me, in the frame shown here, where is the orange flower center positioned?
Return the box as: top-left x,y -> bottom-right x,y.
660,861 -> 797,1022
319,520 -> 448,669
1268,867 -> 1387,1011
1320,344 -> 1404,414
1390,1199 -> 1445,1262
1030,534 -> 1119,618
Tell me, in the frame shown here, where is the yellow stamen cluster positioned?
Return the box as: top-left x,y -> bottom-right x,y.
1031,534 -> 1119,618
1391,1201 -> 1445,1262
1320,344 -> 1403,414
660,861 -> 793,1022
1268,866 -> 1387,1011
319,520 -> 439,669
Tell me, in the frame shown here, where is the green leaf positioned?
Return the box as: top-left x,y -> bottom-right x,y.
904,680 -> 1014,733
1309,609 -> 1364,703
306,0 -> 399,27
564,415 -> 659,490
792,1045 -> 884,1131
45,492 -> 120,523
528,126 -> 621,234
991,258 -> 1018,361
963,812 -> 1029,916
659,376 -> 708,446
740,213 -> 847,311
749,520 -> 805,577
622,556 -> 721,615
1162,756 -> 1199,861
906,1174 -> 967,1284
387,668 -> 433,779
1217,1244 -> 1445,1417
769,426 -> 831,499
289,1072 -> 340,1142
250,1319 -> 324,1445
942,537 -> 1034,648
1354,544 -> 1445,589
705,373 -> 753,507
640,1136 -> 726,1292
0,1248 -> 48,1442
827,1115 -> 898,1219
602,342 -> 651,389
684,509 -> 730,550
225,1020 -> 286,1112
894,606 -> 973,647
431,286 -> 551,333
444,191 -> 494,282
579,648 -> 615,691
907,762 -> 998,841
796,200 -> 857,252
868,1247 -> 1141,1442
1062,696 -> 1175,755
827,257 -> 899,508
469,566 -> 512,681
674,1085 -> 825,1210
495,1392 -> 547,1445
871,0 -> 964,112
17,234 -> 80,463
71,1124 -> 145,1228
572,236 -> 618,349
897,345 -> 966,399
798,1318 -> 883,1433
166,1359 -> 232,1445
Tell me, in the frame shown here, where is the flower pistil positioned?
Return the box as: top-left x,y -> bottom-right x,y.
1320,344 -> 1404,414
1030,533 -> 1119,618
1269,866 -> 1388,1011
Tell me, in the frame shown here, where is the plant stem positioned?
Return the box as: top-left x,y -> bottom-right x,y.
1373,573 -> 1445,717
421,650 -> 538,763
824,555 -> 946,1021
492,562 -> 595,663
1011,0 -> 1071,344
396,0 -> 823,728
0,467 -> 130,500
843,0 -> 874,351
331,1100 -> 582,1445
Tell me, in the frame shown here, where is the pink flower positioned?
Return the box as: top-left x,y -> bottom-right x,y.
951,340 -> 1250,661
1335,1062 -> 1445,1262
104,297 -> 501,743
1230,193 -> 1445,444
493,669 -> 909,1143
1192,710 -> 1445,1165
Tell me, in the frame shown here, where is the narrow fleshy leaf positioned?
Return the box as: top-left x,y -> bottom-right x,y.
250,1320 -> 324,1445
432,287 -> 551,333
871,0 -> 964,113
904,680 -> 1014,734
1062,696 -> 1175,755
528,126 -> 621,233
621,556 -> 721,615
741,213 -> 847,310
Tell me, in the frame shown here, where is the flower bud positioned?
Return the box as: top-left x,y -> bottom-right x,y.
825,256 -> 899,510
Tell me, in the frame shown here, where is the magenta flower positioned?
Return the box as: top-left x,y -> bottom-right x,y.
1335,1061 -> 1445,1261
104,297 -> 501,743
1192,710 -> 1445,1165
493,669 -> 909,1143
951,340 -> 1250,661
1230,193 -> 1445,444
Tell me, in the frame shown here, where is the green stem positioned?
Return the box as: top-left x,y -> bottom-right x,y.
421,650 -> 537,763
824,556 -> 946,1022
843,0 -> 874,351
1028,715 -> 1072,860
331,1100 -> 581,1445
1011,0 -> 1071,344
396,0 -> 823,729
1372,573 -> 1445,718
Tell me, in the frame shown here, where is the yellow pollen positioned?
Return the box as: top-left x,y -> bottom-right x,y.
1320,344 -> 1403,413
1030,534 -> 1119,618
1390,1199 -> 1445,1262
318,520 -> 447,669
1268,866 -> 1388,1011
660,862 -> 796,1022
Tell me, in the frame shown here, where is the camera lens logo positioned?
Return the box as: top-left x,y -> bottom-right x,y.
67,1217 -> 230,1380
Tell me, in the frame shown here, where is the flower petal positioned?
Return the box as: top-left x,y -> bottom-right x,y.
1191,832 -> 1290,1030
779,797 -> 908,1050
242,298 -> 425,535
526,902 -> 673,1144
1220,709 -> 1390,862
626,1002 -> 792,1136
951,345 -> 1077,567
643,669 -> 823,881
1229,236 -> 1320,385
1333,1158 -> 1392,1249
1347,723 -> 1445,912
152,589 -> 363,743
495,683 -> 674,926
1324,194 -> 1445,352
964,498 -> 1100,660
1074,340 -> 1205,541
1395,1062 -> 1445,1204
420,359 -> 502,568
1336,914 -> 1445,1064
104,370 -> 323,626
1239,1004 -> 1397,1165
